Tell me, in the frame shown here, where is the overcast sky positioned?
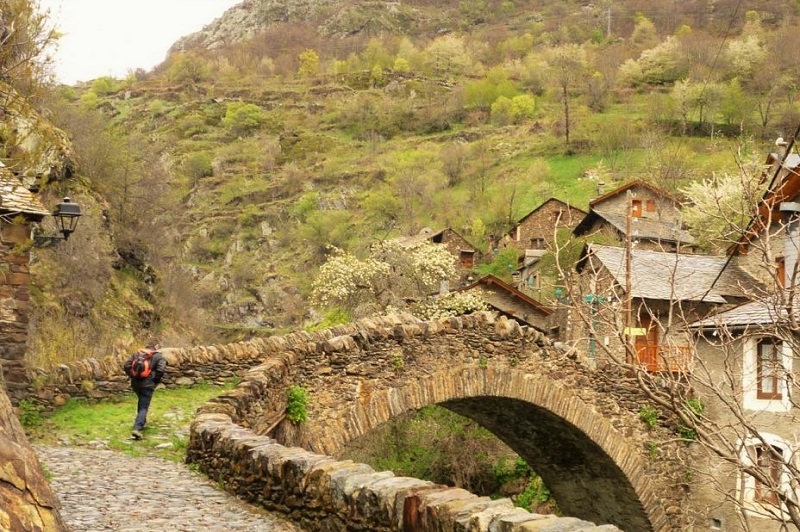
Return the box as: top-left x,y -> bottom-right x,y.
39,0 -> 242,84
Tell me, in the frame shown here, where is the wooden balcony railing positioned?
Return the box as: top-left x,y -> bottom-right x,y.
636,345 -> 693,373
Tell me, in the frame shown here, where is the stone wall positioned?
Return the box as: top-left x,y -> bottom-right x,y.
19,316 -> 413,408
188,411 -> 620,532
0,223 -> 36,399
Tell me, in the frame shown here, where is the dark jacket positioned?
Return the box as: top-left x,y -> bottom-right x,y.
123,349 -> 167,388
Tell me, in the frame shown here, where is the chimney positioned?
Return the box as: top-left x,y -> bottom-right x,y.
597,182 -> 605,196
779,202 -> 800,288
776,136 -> 789,158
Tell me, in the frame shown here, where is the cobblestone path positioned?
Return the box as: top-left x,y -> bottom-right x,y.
36,445 -> 305,532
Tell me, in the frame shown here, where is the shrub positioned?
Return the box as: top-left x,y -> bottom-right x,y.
91,76 -> 117,96
17,399 -> 42,428
183,152 -> 213,181
168,53 -> 209,84
639,404 -> 659,428
286,386 -> 309,424
223,101 -> 265,136
490,94 -> 535,125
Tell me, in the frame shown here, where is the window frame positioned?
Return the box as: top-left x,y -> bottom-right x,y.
631,199 -> 643,217
757,338 -> 782,400
752,443 -> 782,506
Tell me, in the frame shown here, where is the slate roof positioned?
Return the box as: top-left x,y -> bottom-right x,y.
579,244 -> 757,303
460,274 -> 552,316
458,274 -> 551,331
390,227 -> 477,251
0,168 -> 49,219
509,197 -> 586,228
588,179 -> 681,208
689,293 -> 794,329
574,210 -> 695,244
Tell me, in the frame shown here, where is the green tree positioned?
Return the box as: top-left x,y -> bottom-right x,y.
298,48 -> 320,78
630,13 -> 658,49
545,44 -> 587,152
490,94 -> 535,125
424,35 -> 471,77
90,76 -> 118,96
223,101 -> 265,136
168,53 -> 208,84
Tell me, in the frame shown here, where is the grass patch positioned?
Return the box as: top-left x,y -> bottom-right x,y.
26,381 -> 238,462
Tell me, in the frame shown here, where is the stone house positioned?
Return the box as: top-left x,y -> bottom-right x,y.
458,274 -> 552,333
573,179 -> 695,252
494,198 -> 586,295
499,197 -> 586,253
392,227 -> 480,270
564,243 -> 755,371
0,168 -> 50,398
680,148 -> 800,530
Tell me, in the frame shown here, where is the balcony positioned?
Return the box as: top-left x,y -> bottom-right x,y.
636,344 -> 693,373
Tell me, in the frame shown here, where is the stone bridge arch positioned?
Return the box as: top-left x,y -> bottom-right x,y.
295,365 -> 666,532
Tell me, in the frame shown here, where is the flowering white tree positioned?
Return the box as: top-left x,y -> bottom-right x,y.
311,240 -> 459,318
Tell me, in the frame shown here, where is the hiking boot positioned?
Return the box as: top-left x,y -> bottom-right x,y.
131,429 -> 143,440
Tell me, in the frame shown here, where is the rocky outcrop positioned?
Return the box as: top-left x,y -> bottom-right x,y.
169,0 -> 433,54
0,82 -> 77,188
0,386 -> 65,531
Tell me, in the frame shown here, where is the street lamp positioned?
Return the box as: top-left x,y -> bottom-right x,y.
33,197 -> 82,247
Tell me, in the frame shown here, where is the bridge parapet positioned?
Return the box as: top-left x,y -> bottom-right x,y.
188,410 -> 621,531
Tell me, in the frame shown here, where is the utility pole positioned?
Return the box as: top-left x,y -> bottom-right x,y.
625,190 -> 633,363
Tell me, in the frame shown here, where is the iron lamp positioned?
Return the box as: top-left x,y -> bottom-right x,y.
33,197 -> 82,247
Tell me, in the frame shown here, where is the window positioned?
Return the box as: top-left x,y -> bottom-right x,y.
751,444 -> 782,505
738,435 -> 790,512
459,250 -> 475,268
646,199 -> 656,212
757,339 -> 782,400
631,199 -> 643,217
530,237 -> 546,250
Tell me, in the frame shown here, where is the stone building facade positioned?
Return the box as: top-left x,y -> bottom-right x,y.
0,170 -> 50,398
573,180 -> 695,252
498,197 -> 586,253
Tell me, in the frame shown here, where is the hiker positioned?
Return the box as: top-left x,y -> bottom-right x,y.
122,337 -> 167,440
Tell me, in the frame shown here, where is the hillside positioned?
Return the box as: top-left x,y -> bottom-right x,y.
25,0 -> 800,367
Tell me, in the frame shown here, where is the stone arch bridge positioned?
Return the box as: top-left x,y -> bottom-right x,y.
181,312 -> 689,532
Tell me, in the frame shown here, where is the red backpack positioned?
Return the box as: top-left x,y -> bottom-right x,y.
129,348 -> 155,379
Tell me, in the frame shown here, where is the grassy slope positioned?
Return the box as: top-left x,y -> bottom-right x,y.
43,0 -> 789,348
24,382 -> 237,462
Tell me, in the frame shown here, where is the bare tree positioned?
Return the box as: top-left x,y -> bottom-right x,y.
545,44 -> 587,154
546,137 -> 800,530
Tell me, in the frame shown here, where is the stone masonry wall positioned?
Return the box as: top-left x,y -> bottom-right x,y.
188,412 -> 620,532
0,223 -> 36,399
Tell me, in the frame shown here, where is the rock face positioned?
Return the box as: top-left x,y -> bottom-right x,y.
169,0 -> 428,54
169,0 -> 262,52
0,385 -> 65,531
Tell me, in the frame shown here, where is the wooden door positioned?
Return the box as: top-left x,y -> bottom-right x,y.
635,316 -> 659,371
